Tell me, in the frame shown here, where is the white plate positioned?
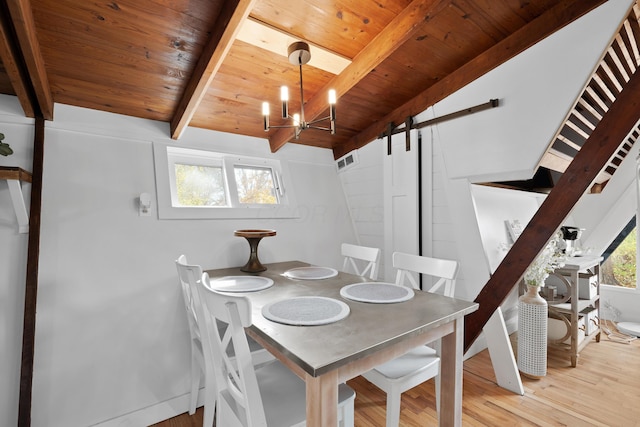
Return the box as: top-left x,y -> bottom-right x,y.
283,266 -> 339,280
209,276 -> 274,293
262,296 -> 350,326
340,282 -> 414,303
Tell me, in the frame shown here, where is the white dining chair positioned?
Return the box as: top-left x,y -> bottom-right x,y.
175,256 -> 273,427
341,242 -> 381,280
175,255 -> 206,418
361,251 -> 459,427
197,272 -> 356,427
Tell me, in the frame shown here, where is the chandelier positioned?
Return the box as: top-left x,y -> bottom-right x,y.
262,41 -> 337,139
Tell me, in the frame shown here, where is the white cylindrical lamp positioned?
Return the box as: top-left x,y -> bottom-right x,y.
280,86 -> 289,118
328,89 -> 337,134
262,102 -> 270,131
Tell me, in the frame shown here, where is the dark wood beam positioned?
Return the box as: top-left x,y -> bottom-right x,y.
18,116 -> 44,427
0,0 -> 34,117
268,0 -> 450,153
170,0 -> 257,140
464,68 -> 640,352
5,0 -> 53,120
335,0 -> 608,159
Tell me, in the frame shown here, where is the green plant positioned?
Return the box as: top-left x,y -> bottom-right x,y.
0,132 -> 12,156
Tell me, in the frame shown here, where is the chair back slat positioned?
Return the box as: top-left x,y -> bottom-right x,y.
175,255 -> 203,339
341,243 -> 381,280
392,252 -> 458,297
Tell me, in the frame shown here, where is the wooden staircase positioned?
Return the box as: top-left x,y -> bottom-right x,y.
464,3 -> 640,351
540,4 -> 640,194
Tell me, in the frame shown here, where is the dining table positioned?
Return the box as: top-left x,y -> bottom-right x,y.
204,260 -> 479,426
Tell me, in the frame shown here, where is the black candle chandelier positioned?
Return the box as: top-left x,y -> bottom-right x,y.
262,41 -> 337,139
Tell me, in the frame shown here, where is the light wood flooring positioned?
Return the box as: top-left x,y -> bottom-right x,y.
152,330 -> 640,426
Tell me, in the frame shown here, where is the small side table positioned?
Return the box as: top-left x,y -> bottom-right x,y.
234,229 -> 277,273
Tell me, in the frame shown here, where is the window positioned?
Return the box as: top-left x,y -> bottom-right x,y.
153,142 -> 298,219
233,165 -> 278,205
601,217 -> 636,288
174,163 -> 227,207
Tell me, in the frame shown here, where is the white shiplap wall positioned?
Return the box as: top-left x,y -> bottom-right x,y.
337,139 -> 386,278
338,140 -> 385,277
337,129 -> 463,292
429,131 -> 464,291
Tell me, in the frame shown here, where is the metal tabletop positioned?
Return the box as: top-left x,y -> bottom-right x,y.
205,260 -> 479,378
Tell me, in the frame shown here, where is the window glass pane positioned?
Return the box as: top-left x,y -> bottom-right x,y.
234,165 -> 277,204
174,163 -> 227,206
601,226 -> 636,288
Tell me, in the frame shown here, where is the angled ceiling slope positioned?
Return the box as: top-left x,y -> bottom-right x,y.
0,0 -> 609,158
539,4 -> 640,194
491,4 -> 640,194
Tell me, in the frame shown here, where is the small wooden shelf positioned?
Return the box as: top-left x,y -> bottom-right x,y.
1,166 -> 32,233
0,166 -> 32,182
549,296 -> 599,314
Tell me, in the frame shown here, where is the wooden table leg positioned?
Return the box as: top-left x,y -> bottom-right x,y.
306,370 -> 338,426
439,317 -> 464,427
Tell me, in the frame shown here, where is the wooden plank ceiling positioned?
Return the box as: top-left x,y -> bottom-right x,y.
0,0 -> 608,158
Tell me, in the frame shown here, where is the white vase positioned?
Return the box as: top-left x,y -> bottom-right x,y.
517,284 -> 548,378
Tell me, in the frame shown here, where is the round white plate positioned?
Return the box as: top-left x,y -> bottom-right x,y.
283,266 -> 339,280
340,282 -> 414,303
262,296 -> 350,326
209,276 -> 274,293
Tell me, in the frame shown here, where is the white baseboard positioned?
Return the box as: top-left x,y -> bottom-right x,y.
90,390 -> 203,427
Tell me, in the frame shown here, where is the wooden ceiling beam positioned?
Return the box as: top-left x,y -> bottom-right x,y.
1,0 -> 53,119
464,68 -> 640,352
268,0 -> 449,153
336,0 -> 608,159
0,1 -> 34,117
170,0 -> 257,140
0,2 -> 33,117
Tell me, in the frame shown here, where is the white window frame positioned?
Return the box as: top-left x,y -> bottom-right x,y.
225,158 -> 282,207
153,142 -> 299,219
169,147 -> 230,208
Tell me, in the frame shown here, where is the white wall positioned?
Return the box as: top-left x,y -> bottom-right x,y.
434,0 -> 634,183
340,1 -> 633,357
471,185 -> 546,273
337,140 -> 385,278
0,97 -> 357,427
421,0 -> 632,307
429,132 -> 464,293
572,147 -> 638,256
0,97 -> 35,427
337,0 -> 633,304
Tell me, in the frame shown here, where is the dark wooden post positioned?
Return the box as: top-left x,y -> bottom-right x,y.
18,116 -> 45,427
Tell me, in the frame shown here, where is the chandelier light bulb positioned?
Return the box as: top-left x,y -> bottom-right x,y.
328,89 -> 337,105
280,86 -> 289,101
280,86 -> 289,119
328,89 -> 337,129
262,102 -> 270,131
